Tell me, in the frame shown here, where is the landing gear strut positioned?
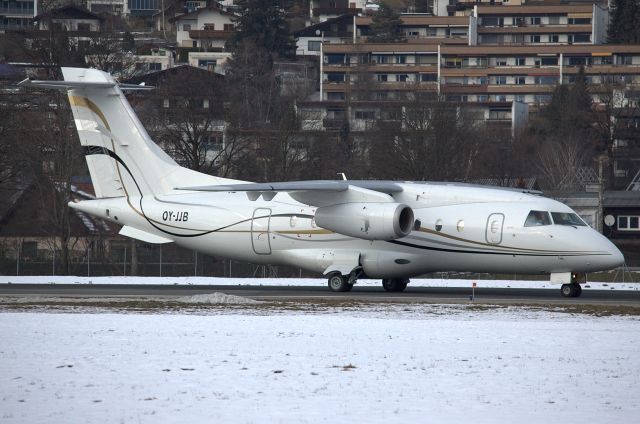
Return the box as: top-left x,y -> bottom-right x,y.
382,278 -> 409,292
561,283 -> 582,298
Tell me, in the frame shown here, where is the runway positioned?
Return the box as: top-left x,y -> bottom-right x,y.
1,284 -> 638,306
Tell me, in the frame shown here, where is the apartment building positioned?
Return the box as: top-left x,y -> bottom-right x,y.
355,14 -> 472,44
321,43 -> 640,105
474,4 -> 609,46
0,0 -> 37,30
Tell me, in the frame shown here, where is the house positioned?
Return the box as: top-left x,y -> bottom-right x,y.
293,13 -> 357,57
33,5 -> 104,32
170,4 -> 236,49
0,179 -> 123,275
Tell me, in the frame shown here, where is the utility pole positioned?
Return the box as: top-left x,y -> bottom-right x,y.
597,154 -> 608,234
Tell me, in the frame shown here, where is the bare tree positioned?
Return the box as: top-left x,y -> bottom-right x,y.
369,92 -> 480,181
536,135 -> 590,190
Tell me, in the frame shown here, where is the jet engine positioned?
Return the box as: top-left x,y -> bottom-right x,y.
314,203 -> 414,241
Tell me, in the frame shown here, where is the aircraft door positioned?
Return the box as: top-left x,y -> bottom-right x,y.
251,208 -> 272,255
485,213 -> 504,245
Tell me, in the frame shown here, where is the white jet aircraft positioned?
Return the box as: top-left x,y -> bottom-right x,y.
20,68 -> 625,297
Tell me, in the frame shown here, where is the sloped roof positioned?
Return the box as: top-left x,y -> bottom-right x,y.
34,5 -> 104,22
169,5 -> 236,23
123,65 -> 224,85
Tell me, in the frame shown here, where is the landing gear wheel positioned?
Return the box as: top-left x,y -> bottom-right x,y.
328,273 -> 351,292
561,283 -> 582,298
382,278 -> 409,292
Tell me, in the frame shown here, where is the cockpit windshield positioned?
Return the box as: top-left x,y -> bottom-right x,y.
524,210 -> 552,227
551,212 -> 587,227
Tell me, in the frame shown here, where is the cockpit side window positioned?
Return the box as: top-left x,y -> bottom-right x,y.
524,210 -> 552,227
551,212 -> 587,227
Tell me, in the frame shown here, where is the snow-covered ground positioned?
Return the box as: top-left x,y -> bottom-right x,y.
2,275 -> 639,291
1,306 -> 639,423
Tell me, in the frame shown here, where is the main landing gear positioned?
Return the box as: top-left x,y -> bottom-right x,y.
327,273 -> 354,292
326,271 -> 410,293
382,278 -> 409,292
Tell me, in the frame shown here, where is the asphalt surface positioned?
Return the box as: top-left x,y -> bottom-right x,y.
1,284 -> 638,306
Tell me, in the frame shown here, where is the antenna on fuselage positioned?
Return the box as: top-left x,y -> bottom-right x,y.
337,173 -> 347,181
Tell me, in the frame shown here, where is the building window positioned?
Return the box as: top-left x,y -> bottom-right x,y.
372,55 -> 389,64
224,23 -> 234,31
530,35 -> 541,43
325,54 -> 345,64
202,99 -> 209,109
326,92 -> 345,100
516,57 -> 526,66
308,40 -> 321,51
570,34 -> 591,43
376,74 -> 388,82
515,76 -> 526,85
326,73 -> 345,83
568,17 -> 591,25
495,76 -> 507,85
540,57 -> 558,66
163,98 -> 170,108
550,34 -> 559,43
397,74 -> 408,82
618,216 -> 640,231
496,59 -> 507,66
396,55 -> 407,64
148,62 -> 161,71
420,74 -> 437,82
529,17 -> 541,25
355,110 -> 376,120
183,24 -> 191,31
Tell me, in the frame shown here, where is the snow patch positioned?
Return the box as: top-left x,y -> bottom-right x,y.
178,292 -> 261,305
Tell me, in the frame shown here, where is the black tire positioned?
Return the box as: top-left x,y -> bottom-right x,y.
573,284 -> 582,297
328,274 -> 350,292
561,284 -> 575,298
382,278 -> 409,292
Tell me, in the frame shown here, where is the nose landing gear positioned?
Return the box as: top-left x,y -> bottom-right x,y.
560,283 -> 582,298
560,272 -> 586,298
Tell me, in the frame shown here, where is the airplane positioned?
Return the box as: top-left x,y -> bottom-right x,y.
19,67 -> 625,297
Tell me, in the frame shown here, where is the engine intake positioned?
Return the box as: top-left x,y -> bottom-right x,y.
315,203 -> 414,241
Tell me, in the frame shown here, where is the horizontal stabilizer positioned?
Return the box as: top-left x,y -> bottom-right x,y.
18,78 -> 153,91
119,226 -> 173,244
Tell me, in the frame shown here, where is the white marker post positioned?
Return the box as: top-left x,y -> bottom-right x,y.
471,281 -> 477,301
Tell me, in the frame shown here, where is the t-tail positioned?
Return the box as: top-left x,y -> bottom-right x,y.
20,67 -> 235,201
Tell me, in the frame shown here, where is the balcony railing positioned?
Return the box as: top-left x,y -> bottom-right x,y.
188,30 -> 234,40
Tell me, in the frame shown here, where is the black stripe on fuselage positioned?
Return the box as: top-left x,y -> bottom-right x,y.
387,239 -> 610,257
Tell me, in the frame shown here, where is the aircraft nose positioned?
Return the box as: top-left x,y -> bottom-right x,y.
598,233 -> 626,269
608,244 -> 625,269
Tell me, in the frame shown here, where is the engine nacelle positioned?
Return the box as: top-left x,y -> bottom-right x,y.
315,203 -> 414,241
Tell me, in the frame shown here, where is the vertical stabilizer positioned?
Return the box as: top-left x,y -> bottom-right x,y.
63,67 -> 180,198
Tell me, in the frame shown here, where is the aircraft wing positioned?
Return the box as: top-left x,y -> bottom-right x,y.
175,180 -> 404,206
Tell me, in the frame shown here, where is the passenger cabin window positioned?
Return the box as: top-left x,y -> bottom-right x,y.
524,210 -> 551,227
551,212 -> 587,226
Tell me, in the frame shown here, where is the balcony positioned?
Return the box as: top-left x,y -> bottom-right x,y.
188,30 -> 234,40
323,118 -> 347,129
